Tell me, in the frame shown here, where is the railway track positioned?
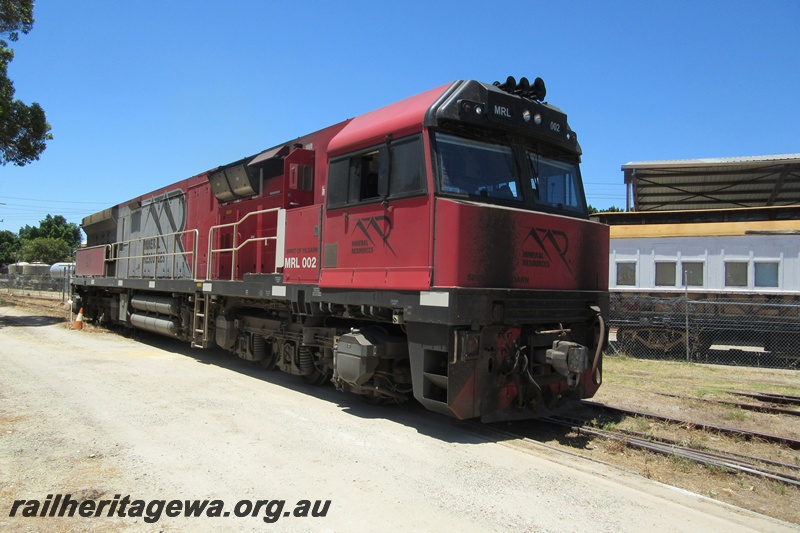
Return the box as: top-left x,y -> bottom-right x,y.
470,392 -> 800,495
581,400 -> 800,450
641,390 -> 800,417
0,291 -> 69,312
468,405 -> 800,493
0,288 -> 65,299
543,415 -> 800,488
727,391 -> 800,407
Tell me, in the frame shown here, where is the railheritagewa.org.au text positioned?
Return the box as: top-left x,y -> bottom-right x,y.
8,494 -> 331,524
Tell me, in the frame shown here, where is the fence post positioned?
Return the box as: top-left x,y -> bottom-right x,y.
684,270 -> 690,362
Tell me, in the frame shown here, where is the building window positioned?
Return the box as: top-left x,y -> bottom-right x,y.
616,262 -> 636,286
655,261 -> 676,287
682,261 -> 704,287
724,261 -> 748,287
754,262 -> 779,288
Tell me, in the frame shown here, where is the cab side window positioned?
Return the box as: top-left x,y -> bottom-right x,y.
327,135 -> 426,209
356,150 -> 381,201
389,136 -> 425,197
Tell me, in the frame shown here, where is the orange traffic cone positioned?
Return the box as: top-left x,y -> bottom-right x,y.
74,308 -> 84,330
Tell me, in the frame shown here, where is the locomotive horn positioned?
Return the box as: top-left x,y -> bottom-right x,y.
493,76 -> 516,92
516,77 -> 530,95
531,77 -> 547,101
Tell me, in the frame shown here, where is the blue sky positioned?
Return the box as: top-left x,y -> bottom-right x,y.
1,1 -> 798,233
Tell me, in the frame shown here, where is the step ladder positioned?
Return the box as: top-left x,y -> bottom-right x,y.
192,293 -> 212,348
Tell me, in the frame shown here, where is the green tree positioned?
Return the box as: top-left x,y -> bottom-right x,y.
0,0 -> 51,166
0,228 -> 19,264
17,236 -> 69,263
588,204 -> 625,214
15,214 -> 79,264
19,214 -> 80,248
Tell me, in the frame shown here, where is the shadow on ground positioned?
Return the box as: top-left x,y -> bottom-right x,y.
71,323 -> 608,448
0,314 -> 65,328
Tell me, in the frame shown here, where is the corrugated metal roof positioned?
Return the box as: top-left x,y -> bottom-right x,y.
622,153 -> 800,169
622,153 -> 800,211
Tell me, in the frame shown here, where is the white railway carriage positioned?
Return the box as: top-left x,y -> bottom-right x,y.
607,211 -> 800,294
593,207 -> 800,365
594,153 -> 800,366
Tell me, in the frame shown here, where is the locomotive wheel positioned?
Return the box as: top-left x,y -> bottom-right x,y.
360,394 -> 388,405
615,328 -> 636,354
258,351 -> 278,371
301,367 -> 332,386
690,332 -> 712,358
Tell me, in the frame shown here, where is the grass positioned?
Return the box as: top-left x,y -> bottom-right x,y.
602,355 -> 800,398
678,436 -> 709,450
694,387 -> 723,398
705,464 -> 733,475
600,421 -> 618,431
629,416 -> 651,433
769,480 -> 789,496
723,408 -> 748,422
669,454 -> 696,472
602,438 -> 628,455
689,437 -> 709,450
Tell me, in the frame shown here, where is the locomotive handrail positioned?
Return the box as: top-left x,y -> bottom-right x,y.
209,236 -> 279,281
207,207 -> 281,281
110,229 -> 199,280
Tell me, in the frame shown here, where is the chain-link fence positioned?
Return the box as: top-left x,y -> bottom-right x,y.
0,274 -> 72,301
608,292 -> 800,370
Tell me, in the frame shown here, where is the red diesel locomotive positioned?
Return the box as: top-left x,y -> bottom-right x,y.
73,76 -> 609,422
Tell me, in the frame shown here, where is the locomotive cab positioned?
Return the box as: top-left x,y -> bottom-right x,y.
314,77 -> 609,421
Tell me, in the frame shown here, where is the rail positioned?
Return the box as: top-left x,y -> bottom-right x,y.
207,207 -> 280,281
544,416 -> 800,487
580,400 -> 800,449
111,229 -> 199,280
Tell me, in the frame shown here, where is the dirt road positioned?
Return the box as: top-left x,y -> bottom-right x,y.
0,306 -> 795,532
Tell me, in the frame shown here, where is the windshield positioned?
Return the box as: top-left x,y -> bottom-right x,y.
436,134 -> 521,201
434,132 -> 586,215
528,153 -> 585,213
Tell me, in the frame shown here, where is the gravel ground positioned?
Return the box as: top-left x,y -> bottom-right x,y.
1,305 -> 797,532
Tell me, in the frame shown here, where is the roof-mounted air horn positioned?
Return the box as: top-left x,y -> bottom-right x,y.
493,76 -> 546,102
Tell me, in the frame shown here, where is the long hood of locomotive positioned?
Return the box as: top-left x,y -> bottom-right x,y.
433,198 -> 609,291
